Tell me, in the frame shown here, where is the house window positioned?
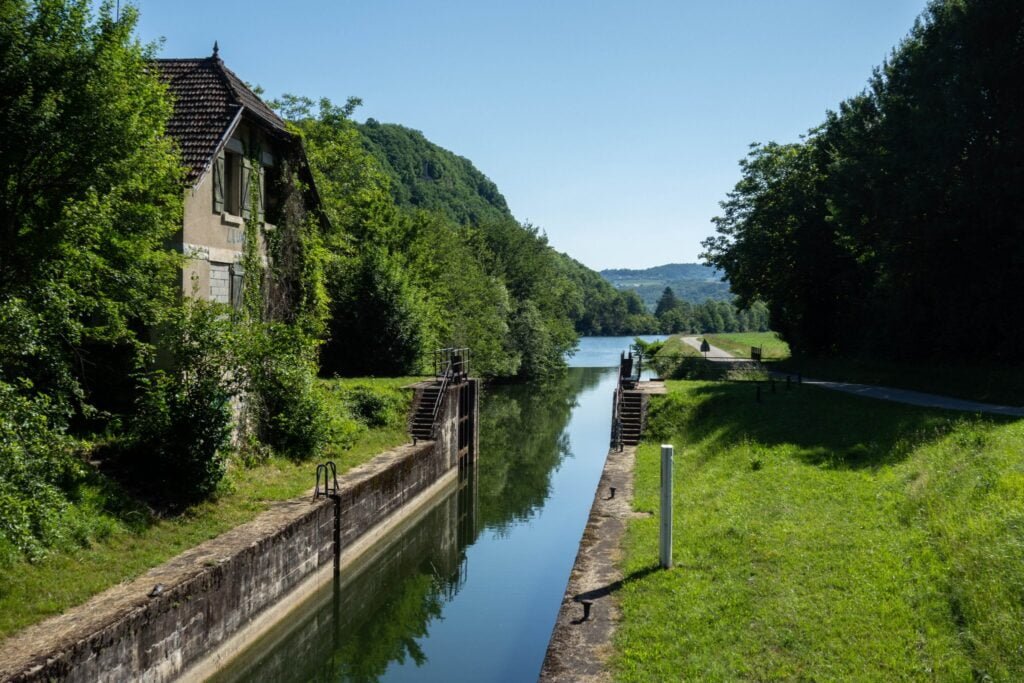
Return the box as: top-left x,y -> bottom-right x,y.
213,146 -> 253,218
209,263 -> 230,304
224,151 -> 242,215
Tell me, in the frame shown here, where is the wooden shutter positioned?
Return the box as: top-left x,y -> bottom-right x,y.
213,151 -> 225,213
230,264 -> 244,310
257,166 -> 265,222
241,158 -> 252,219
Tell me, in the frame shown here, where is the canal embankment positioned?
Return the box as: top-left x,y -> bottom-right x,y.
0,378 -> 477,683
539,445 -> 639,682
195,362 -> 627,682
540,372 -> 665,682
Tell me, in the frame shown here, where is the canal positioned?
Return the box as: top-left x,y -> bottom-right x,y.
212,336 -> 664,682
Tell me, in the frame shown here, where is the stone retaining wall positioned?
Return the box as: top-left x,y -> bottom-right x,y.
0,380 -> 478,683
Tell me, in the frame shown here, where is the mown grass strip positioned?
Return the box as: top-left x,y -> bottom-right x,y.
615,379 -> 1023,681
705,332 -> 791,360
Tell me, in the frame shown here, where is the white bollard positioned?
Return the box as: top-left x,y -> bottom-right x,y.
660,444 -> 674,569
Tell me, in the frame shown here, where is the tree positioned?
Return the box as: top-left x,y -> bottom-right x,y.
320,248 -> 427,377
0,0 -> 183,414
655,287 -> 679,318
702,0 -> 1024,361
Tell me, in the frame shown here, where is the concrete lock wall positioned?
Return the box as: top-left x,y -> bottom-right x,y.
0,380 -> 478,683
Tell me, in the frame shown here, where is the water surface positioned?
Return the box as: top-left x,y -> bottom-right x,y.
213,337 -> 638,682
568,334 -> 667,368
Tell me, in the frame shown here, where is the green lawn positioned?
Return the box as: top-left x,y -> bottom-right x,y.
0,377 -> 420,642
706,331 -> 791,360
615,379 -> 1024,681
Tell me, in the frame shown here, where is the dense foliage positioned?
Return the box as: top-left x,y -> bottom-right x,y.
702,0 -> 1024,361
0,0 -> 190,551
281,102 -> 659,379
0,0 -> 183,419
0,1 -> 336,554
360,119 -> 510,226
654,287 -> 770,334
354,120 -> 661,341
558,255 -> 660,335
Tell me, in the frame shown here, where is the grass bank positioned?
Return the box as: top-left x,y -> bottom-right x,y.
0,377 -> 419,642
653,334 -> 702,360
705,331 -> 790,360
651,336 -> 766,383
615,379 -> 1023,680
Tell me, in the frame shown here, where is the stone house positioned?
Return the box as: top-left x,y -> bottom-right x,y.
154,45 -> 323,307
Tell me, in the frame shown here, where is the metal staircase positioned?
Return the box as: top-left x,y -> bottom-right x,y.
411,383 -> 443,440
611,345 -> 648,449
410,348 -> 469,441
618,391 -> 644,445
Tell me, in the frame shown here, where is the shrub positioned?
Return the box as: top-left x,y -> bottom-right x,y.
0,381 -> 80,560
340,384 -> 406,428
320,248 -> 427,377
644,391 -> 695,442
128,370 -> 232,505
125,301 -> 234,506
657,357 -> 729,381
244,323 -> 329,461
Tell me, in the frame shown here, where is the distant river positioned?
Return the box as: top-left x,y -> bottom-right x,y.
212,336 -> 656,683
568,334 -> 668,368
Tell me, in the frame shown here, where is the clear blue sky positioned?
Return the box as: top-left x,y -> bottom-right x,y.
125,0 -> 927,270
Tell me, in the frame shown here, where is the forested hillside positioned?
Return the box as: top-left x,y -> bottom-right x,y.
703,0 -> 1024,362
351,120 -> 662,338
358,120 -> 510,226
599,263 -> 732,309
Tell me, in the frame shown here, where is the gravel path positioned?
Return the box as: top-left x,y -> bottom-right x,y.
680,336 -> 1024,417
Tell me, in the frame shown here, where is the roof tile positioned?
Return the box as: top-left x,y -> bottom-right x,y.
153,56 -> 289,184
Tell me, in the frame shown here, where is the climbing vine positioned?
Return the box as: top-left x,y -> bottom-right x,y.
235,138 -> 329,462
241,142 -> 266,322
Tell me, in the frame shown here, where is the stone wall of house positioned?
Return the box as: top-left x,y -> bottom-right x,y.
180,120 -> 277,304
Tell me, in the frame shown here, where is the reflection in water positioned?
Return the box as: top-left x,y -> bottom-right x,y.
212,474 -> 470,683
213,364 -> 618,683
477,368 -> 607,533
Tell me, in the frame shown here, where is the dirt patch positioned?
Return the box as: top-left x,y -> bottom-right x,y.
538,445 -> 637,682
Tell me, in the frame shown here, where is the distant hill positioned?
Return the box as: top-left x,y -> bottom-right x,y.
600,263 -> 732,309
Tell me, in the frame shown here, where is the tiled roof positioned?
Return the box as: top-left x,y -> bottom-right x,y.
153,54 -> 289,184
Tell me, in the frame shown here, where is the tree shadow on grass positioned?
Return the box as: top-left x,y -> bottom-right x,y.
657,380 -> 1008,471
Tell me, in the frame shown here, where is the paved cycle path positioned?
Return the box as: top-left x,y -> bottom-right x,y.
679,336 -> 1024,418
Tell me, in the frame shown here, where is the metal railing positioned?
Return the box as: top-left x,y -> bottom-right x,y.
611,383 -> 624,451
429,360 -> 453,436
434,347 -> 470,381
426,348 -> 470,439
313,461 -> 338,500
